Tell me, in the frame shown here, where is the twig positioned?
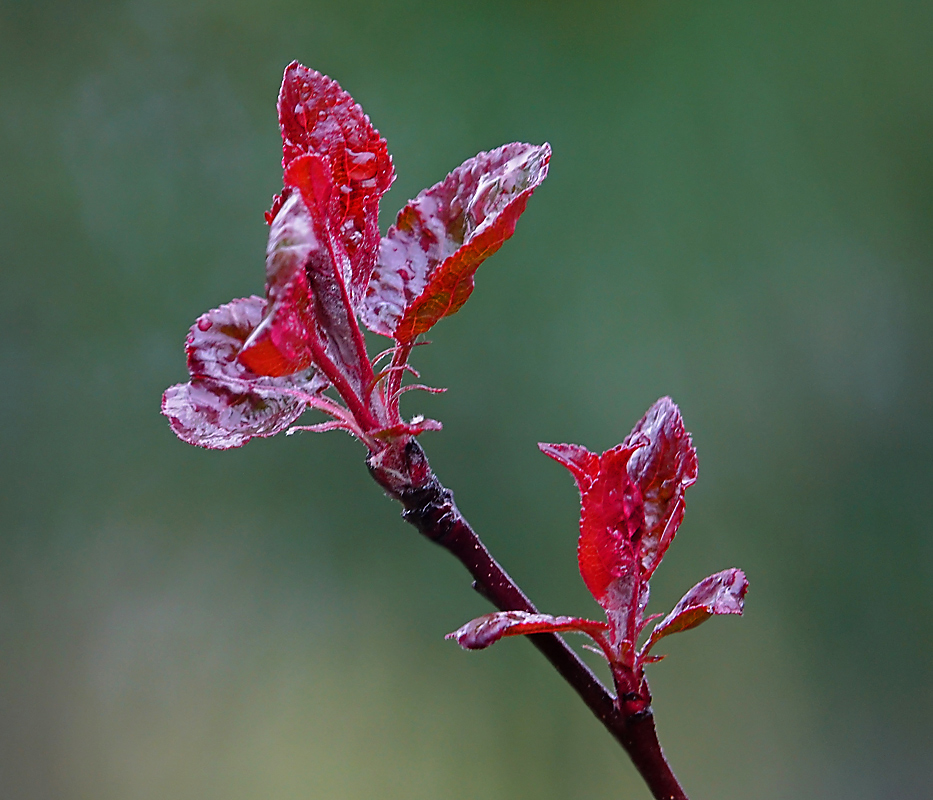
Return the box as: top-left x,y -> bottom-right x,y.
368,439 -> 687,800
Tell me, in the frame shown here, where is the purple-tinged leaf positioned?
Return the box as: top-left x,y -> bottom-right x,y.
163,379 -> 308,450
623,397 -> 698,578
602,572 -> 650,653
277,62 -> 394,303
641,568 -> 748,656
162,297 -> 323,449
241,181 -> 369,397
240,192 -> 320,377
361,142 -> 550,342
447,611 -> 608,650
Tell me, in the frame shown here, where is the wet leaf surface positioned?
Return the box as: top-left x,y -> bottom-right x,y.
162,297 -> 322,449
362,143 -> 550,341
277,62 -> 393,303
447,611 -> 608,650
642,568 -> 748,656
623,397 -> 698,578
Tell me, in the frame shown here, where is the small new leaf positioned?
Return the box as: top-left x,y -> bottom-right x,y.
623,397 -> 698,578
641,568 -> 748,657
447,611 -> 608,650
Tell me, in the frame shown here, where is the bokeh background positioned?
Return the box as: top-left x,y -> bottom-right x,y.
1,1 -> 931,798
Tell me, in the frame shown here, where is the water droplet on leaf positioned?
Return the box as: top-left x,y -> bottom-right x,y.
346,149 -> 378,181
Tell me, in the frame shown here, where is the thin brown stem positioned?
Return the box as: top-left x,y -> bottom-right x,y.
367,439 -> 688,800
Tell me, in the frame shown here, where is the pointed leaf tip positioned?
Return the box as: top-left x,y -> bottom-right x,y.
362,142 -> 550,341
538,442 -> 599,493
448,611 -> 608,650
624,397 -> 699,577
642,568 -> 748,657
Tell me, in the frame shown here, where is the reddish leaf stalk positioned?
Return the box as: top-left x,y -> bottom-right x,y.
384,342 -> 415,426
368,439 -> 688,800
305,330 -> 380,436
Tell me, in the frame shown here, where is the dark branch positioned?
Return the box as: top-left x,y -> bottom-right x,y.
368,439 -> 687,800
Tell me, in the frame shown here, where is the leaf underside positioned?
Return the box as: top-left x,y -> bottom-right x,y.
240,194 -> 319,378
162,296 -> 322,450
448,611 -> 608,650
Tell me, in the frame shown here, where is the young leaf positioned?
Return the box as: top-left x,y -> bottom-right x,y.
641,568 -> 748,656
538,442 -> 600,494
623,397 -> 698,578
576,444 -> 646,608
277,62 -> 394,303
361,142 -> 551,342
162,297 -> 322,449
447,611 -> 608,650
240,192 -> 320,377
162,379 -> 308,450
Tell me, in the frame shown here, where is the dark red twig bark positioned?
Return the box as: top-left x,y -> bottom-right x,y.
368,440 -> 687,800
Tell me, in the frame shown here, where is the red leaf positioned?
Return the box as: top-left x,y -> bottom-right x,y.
277,62 -> 394,304
284,153 -> 333,217
641,568 -> 748,656
623,397 -> 698,578
245,159 -> 374,397
361,142 -> 550,342
538,442 -> 599,494
447,611 -> 608,650
240,192 -> 320,377
577,444 -> 646,608
541,439 -> 647,618
162,297 -> 323,449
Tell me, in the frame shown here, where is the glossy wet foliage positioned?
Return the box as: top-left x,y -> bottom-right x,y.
1,1 -> 931,799
452,398 -> 748,689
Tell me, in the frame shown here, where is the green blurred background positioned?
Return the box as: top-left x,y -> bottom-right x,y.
1,1 -> 931,797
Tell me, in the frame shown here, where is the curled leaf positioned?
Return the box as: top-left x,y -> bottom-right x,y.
240,193 -> 320,377
162,297 -> 324,449
623,397 -> 698,578
447,611 -> 608,650
641,568 -> 748,657
163,379 -> 307,450
362,142 -> 550,341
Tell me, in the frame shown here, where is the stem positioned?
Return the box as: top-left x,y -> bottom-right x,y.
306,332 -> 379,433
384,342 -> 414,425
368,439 -> 688,800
